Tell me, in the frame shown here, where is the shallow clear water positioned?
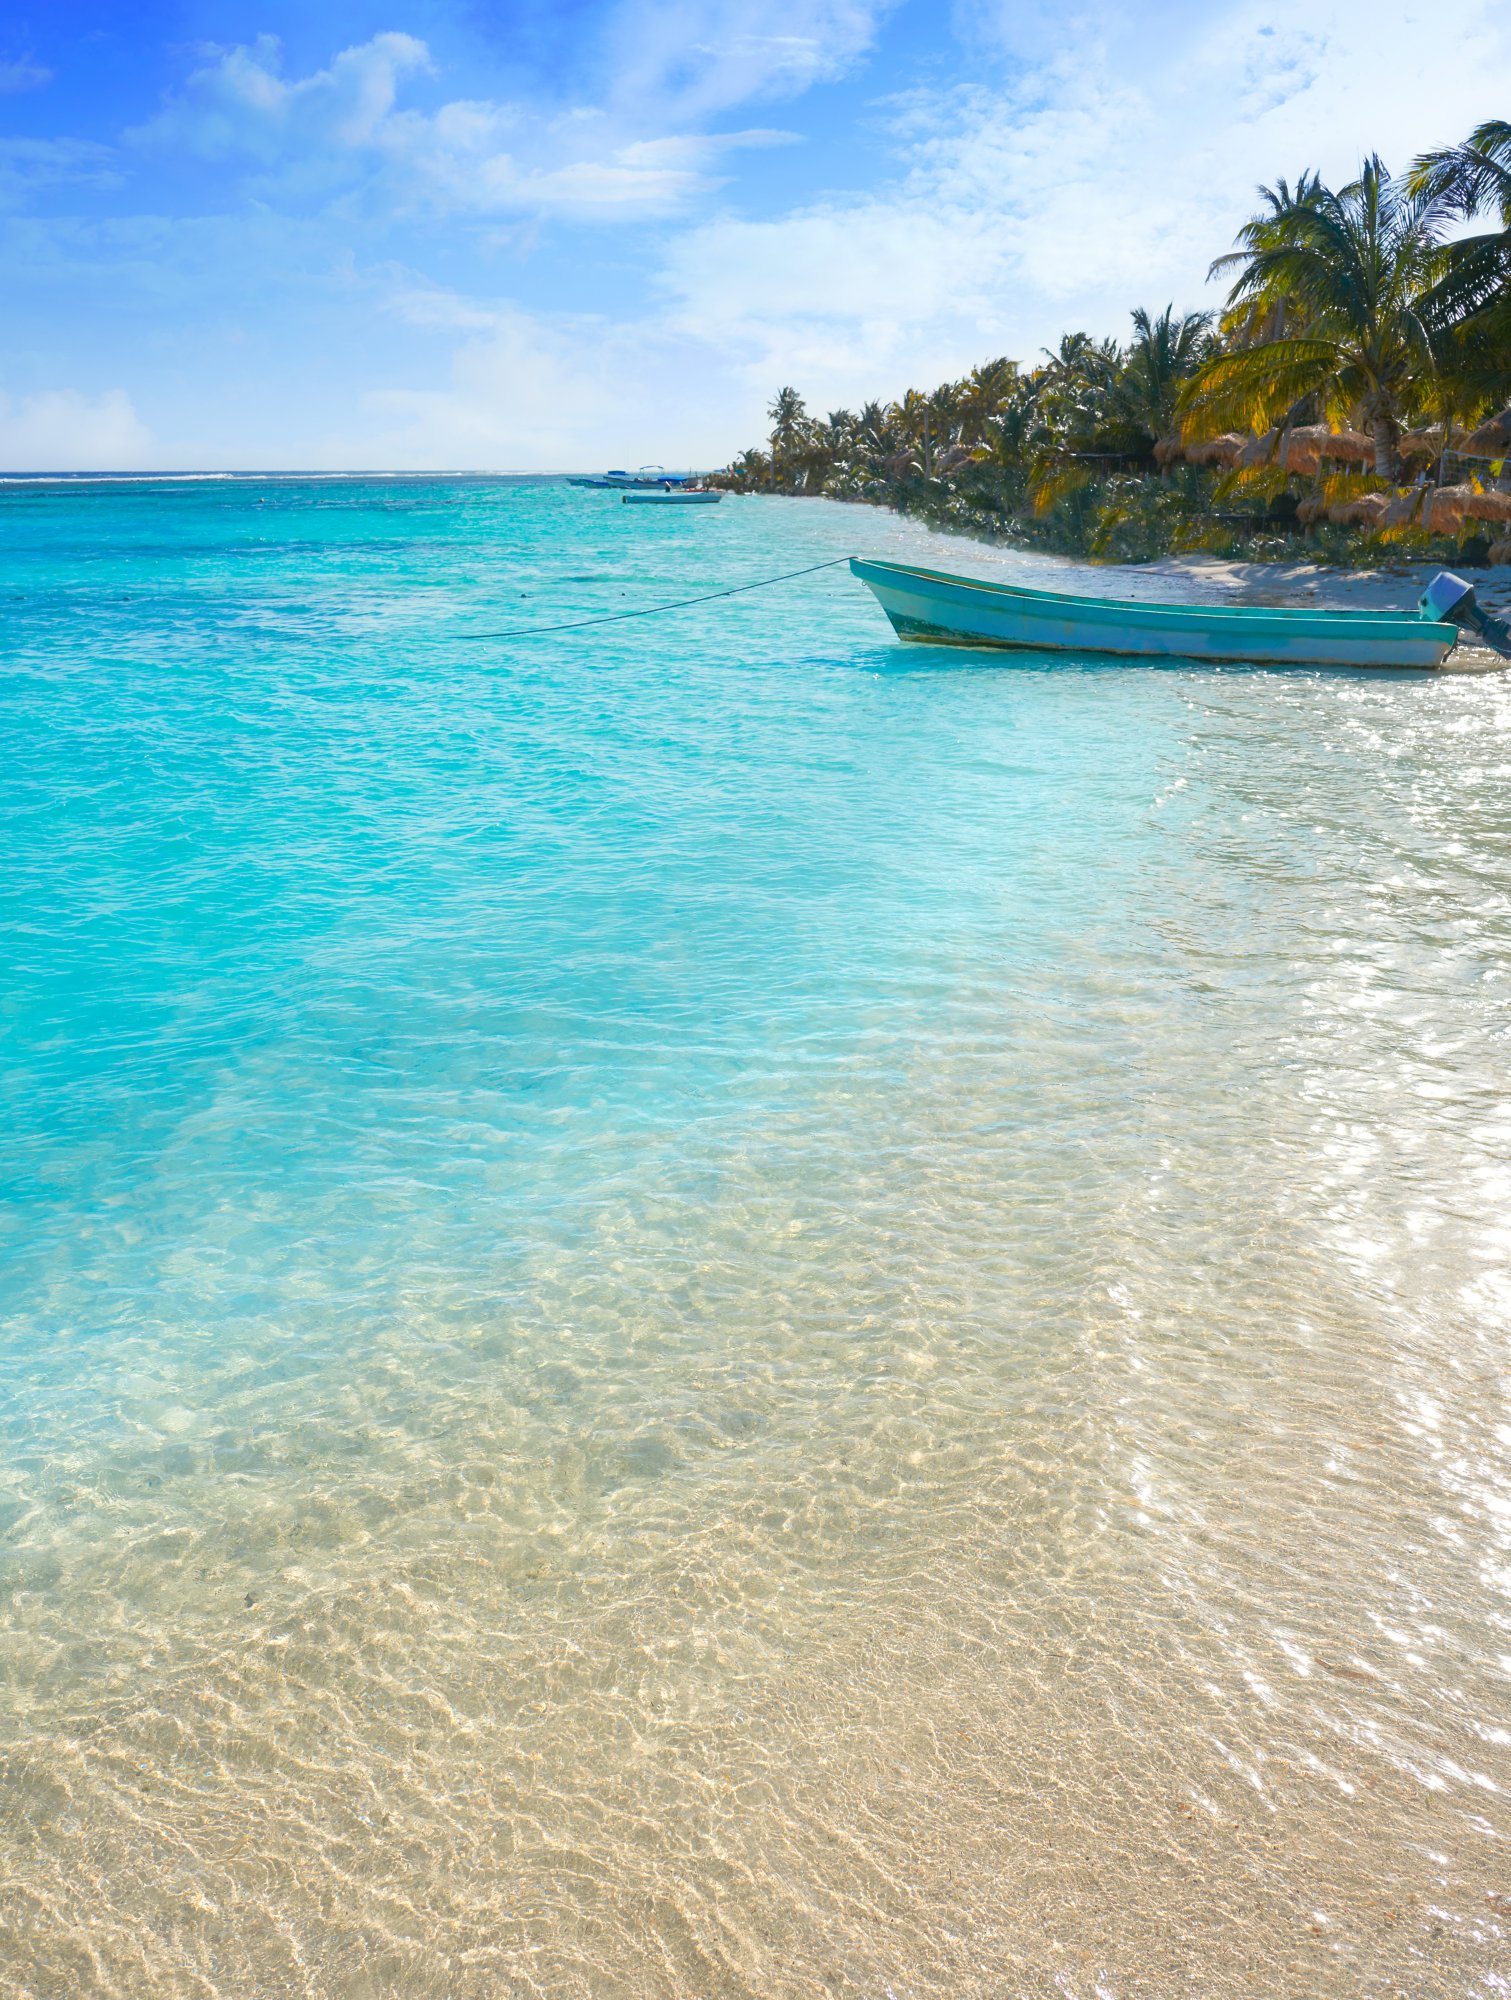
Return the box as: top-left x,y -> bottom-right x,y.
3,477 -> 1511,1997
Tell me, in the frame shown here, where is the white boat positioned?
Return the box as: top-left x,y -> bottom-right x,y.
621,488 -> 723,506
850,558 -> 1469,669
568,466 -> 697,490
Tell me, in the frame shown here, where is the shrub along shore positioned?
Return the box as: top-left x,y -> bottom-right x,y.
712,123 -> 1511,570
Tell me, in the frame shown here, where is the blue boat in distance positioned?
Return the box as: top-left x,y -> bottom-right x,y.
568,466 -> 697,490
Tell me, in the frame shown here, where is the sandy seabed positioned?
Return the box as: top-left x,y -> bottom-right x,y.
4,483 -> 1511,1999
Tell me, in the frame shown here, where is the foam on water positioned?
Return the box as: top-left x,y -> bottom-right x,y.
3,477 -> 1511,1996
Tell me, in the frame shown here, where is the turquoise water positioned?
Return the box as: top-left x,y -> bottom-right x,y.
3,477 -> 1511,1996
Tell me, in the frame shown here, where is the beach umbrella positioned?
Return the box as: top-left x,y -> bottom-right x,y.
1278,425 -> 1329,475
1488,535 -> 1511,565
1153,434 -> 1185,466
1398,428 -> 1445,460
1325,493 -> 1389,528
1426,485 -> 1474,534
1465,489 -> 1511,523
1317,430 -> 1373,466
1461,409 -> 1511,456
1236,429 -> 1279,468
1381,490 -> 1424,529
1184,433 -> 1247,467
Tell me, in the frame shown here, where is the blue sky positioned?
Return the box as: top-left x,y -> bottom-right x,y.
2,0 -> 1508,469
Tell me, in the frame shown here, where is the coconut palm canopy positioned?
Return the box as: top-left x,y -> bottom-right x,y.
719,117 -> 1510,566
1177,159 -> 1445,478
1409,118 -> 1511,409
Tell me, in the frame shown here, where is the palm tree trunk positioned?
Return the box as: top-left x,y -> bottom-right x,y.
1371,402 -> 1400,482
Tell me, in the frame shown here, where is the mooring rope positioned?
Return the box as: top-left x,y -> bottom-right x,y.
451,556 -> 852,641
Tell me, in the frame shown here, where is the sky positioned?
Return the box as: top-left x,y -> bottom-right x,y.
1,0 -> 1507,470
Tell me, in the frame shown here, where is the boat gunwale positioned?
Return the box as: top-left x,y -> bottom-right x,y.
851,557 -> 1458,643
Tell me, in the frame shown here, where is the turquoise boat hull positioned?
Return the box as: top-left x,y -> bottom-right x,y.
850,558 -> 1458,670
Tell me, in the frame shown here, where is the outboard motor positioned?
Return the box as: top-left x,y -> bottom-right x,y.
1419,571 -> 1511,658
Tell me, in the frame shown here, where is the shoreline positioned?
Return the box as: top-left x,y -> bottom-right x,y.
759,492 -> 1511,671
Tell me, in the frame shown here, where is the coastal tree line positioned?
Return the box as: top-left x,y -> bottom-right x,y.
713,121 -> 1511,565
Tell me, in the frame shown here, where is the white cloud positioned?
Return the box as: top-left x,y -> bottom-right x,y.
0,390 -> 153,471
653,0 -> 1511,416
133,28 -> 805,219
355,287 -> 753,469
134,32 -> 433,162
318,0 -> 1511,472
0,137 -> 117,205
0,57 -> 50,93
600,0 -> 894,121
16,0 -> 1504,470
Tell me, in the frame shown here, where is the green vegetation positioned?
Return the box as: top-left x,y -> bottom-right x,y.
715,122 -> 1511,568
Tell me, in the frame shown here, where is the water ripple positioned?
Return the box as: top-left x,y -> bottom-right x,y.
2,480 -> 1510,1996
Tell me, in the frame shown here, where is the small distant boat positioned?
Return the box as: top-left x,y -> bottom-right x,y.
850,558 -> 1466,670
621,487 -> 723,506
568,466 -> 697,490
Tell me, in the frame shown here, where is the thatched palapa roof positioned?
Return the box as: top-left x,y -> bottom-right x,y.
1325,492 -> 1389,528
1318,429 -> 1373,466
1276,426 -> 1328,475
1222,426 -> 1375,476
1426,485 -> 1473,533
1181,433 -> 1248,467
1235,429 -> 1279,468
1380,490 -> 1424,530
1461,408 -> 1511,456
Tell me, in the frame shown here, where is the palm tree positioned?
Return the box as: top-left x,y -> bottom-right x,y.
733,447 -> 769,488
824,409 -> 856,453
1182,158 -> 1446,478
960,357 -> 1020,443
1409,120 -> 1511,414
1038,333 -> 1123,444
768,386 -> 807,490
1110,305 -> 1213,447
1411,118 -> 1511,248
